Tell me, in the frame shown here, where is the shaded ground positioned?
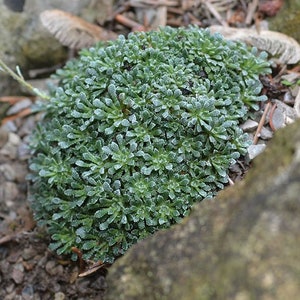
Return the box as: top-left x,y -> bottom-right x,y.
0,1 -> 299,299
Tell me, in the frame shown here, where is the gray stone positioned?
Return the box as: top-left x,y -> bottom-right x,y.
0,163 -> 16,181
0,132 -> 20,159
54,292 -> 66,300
105,118 -> 300,300
240,119 -> 258,131
22,247 -> 37,261
11,263 -> 24,284
0,182 -> 19,206
2,121 -> 18,133
247,143 -> 267,160
6,98 -> 32,116
260,126 -> 273,140
270,100 -> 298,130
0,127 -> 9,148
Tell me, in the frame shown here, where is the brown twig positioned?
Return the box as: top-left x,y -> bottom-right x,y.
0,96 -> 35,104
268,102 -> 278,131
203,1 -> 227,26
245,0 -> 259,25
1,108 -> 32,125
78,261 -> 109,277
71,247 -> 86,273
115,14 -> 146,31
253,101 -> 272,145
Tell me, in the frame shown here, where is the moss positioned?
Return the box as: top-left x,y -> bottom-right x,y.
268,0 -> 300,43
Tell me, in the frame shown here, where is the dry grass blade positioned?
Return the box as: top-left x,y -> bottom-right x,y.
245,0 -> 259,25
253,102 -> 272,144
40,9 -> 117,49
203,1 -> 227,26
209,25 -> 300,64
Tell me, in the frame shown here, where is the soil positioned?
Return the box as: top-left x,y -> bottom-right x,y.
0,1 -> 299,299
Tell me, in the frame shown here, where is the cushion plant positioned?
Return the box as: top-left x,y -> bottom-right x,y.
28,26 -> 271,263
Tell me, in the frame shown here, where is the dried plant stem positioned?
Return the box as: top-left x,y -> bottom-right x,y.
0,57 -> 49,100
115,14 -> 145,31
203,0 -> 227,26
253,101 -> 272,145
245,0 -> 259,25
268,102 -> 278,131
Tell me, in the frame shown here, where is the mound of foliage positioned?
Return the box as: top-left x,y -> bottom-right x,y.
28,26 -> 270,263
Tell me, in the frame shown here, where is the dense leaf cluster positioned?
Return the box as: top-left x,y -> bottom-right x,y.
29,26 -> 270,263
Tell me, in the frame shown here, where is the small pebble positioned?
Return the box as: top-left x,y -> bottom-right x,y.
54,292 -> 66,300
271,100 -> 298,130
283,91 -> 294,105
271,105 -> 285,130
18,142 -> 31,160
240,119 -> 258,132
22,247 -> 37,261
45,261 -> 56,275
9,132 -> 21,146
10,163 -> 28,183
247,144 -> 266,160
21,284 -> 35,299
5,283 -> 15,294
259,126 -> 273,140
0,182 -> 19,205
0,132 -> 20,159
18,116 -> 36,137
11,263 -> 24,284
6,98 -> 32,116
45,260 -> 64,276
0,164 -> 16,181
4,292 -> 17,300
2,121 -> 18,133
0,127 -> 9,148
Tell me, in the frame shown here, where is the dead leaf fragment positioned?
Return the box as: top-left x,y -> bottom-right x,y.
40,9 -> 118,49
209,25 -> 300,64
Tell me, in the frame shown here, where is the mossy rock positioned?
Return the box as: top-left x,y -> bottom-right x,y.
268,0 -> 300,43
105,118 -> 300,300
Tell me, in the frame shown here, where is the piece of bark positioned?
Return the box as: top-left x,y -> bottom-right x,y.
40,9 -> 118,49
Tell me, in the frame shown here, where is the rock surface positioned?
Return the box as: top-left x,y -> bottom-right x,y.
105,118 -> 300,300
0,0 -> 113,95
268,0 -> 300,43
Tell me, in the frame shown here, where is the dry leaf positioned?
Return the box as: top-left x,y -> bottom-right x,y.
209,25 -> 300,64
78,261 -> 108,277
40,9 -> 118,49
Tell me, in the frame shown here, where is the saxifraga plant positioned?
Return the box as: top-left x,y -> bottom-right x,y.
28,26 -> 271,263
